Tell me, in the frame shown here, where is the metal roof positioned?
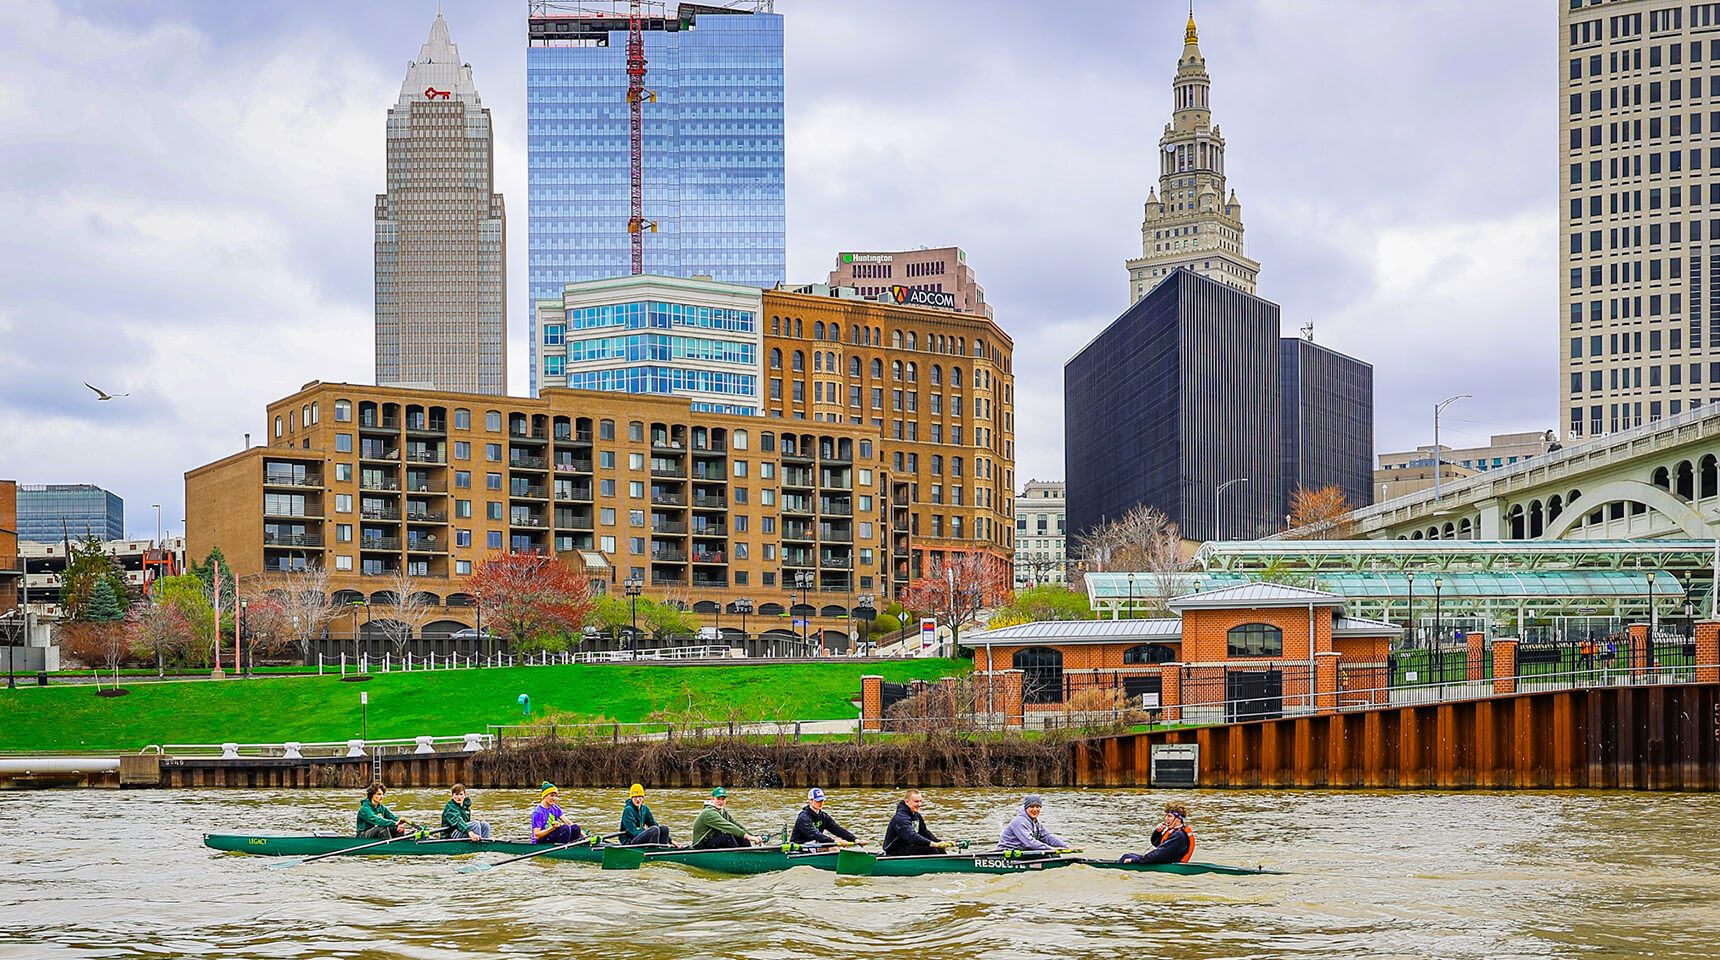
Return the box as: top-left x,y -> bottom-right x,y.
1195,539 -> 1719,571
1166,582 -> 1344,611
1334,615 -> 1403,637
966,619 -> 1181,645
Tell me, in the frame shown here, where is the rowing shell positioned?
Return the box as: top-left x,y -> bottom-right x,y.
203,834 -> 644,864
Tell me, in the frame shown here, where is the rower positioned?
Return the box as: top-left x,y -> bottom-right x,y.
620,783 -> 674,846
691,787 -> 761,849
792,788 -> 863,847
531,782 -> 584,845
442,783 -> 491,841
882,789 -> 946,857
998,794 -> 1070,852
356,781 -> 416,839
1119,802 -> 1195,864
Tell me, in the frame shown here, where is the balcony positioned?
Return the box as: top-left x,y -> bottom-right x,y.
403,480 -> 447,494
691,466 -> 726,481
358,416 -> 399,430
554,430 -> 594,444
651,464 -> 688,479
510,515 -> 547,529
651,439 -> 687,452
264,505 -> 323,520
263,473 -> 321,488
818,475 -> 853,491
405,417 -> 446,434
553,459 -> 593,473
510,428 -> 549,443
510,455 -> 548,471
406,450 -> 448,464
360,477 -> 401,492
650,548 -> 689,563
652,520 -> 689,535
404,510 -> 447,524
651,576 -> 687,587
782,499 -> 814,516
783,469 -> 815,488
783,524 -> 816,542
360,447 -> 401,463
360,536 -> 401,551
690,442 -> 727,454
691,575 -> 729,588
691,550 -> 727,564
820,557 -> 853,569
820,502 -> 853,516
820,450 -> 852,464
556,486 -> 594,503
361,566 -> 403,577
510,485 -> 549,500
406,536 -> 441,553
782,553 -> 816,569
820,530 -> 854,543
690,524 -> 727,537
690,494 -> 727,510
782,449 -> 814,464
360,507 -> 400,521
651,491 -> 687,507
558,517 -> 596,532
263,533 -> 322,547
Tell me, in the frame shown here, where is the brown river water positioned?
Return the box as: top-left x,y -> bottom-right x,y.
3,787 -> 1719,959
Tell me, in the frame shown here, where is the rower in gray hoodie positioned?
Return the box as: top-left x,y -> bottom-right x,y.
997,795 -> 1070,852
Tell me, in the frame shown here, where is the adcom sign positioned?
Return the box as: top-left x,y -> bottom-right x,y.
890,285 -> 956,310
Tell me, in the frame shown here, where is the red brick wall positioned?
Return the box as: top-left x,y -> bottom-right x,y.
1180,606 -> 1332,663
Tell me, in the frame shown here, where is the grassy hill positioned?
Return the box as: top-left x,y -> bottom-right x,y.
0,659 -> 967,753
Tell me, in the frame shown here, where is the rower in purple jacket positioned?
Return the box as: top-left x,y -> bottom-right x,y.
997,795 -> 1072,852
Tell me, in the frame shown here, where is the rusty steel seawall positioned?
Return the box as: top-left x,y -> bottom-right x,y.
1073,682 -> 1720,790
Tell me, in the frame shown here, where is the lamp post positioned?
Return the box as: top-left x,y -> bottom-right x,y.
856,593 -> 875,656
734,597 -> 754,650
1406,572 -> 1416,651
1433,577 -> 1445,678
1433,394 -> 1471,500
1127,572 -> 1136,621
1215,477 -> 1249,541
240,599 -> 250,679
792,570 -> 815,656
624,575 -> 644,660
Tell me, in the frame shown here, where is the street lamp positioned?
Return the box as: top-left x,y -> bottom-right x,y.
1127,572 -> 1136,621
1433,577 -> 1445,673
1405,572 -> 1416,652
792,570 -> 815,656
240,599 -> 250,679
734,597 -> 754,645
624,575 -> 644,660
1215,477 -> 1249,541
855,593 -> 876,656
1433,394 -> 1472,500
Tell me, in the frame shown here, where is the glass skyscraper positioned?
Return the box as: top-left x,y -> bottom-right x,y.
526,3 -> 786,395
17,484 -> 124,544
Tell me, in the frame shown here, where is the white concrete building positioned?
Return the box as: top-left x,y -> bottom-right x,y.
1013,480 -> 1067,587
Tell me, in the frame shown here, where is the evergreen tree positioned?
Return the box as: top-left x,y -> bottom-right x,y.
58,535 -> 129,621
84,579 -> 127,623
191,547 -> 237,607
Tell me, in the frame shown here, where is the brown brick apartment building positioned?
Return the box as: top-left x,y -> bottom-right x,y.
825,247 -> 992,319
0,480 -> 18,615
759,288 -> 1015,592
186,384 -> 897,651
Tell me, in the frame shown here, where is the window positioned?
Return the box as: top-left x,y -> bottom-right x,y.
454,441 -> 471,460
455,499 -> 471,518
601,478 -> 616,497
630,481 -> 644,497
454,408 -> 470,430
770,348 -> 782,369
486,411 -> 502,432
629,452 -> 645,470
455,471 -> 471,488
335,524 -> 352,543
456,529 -> 471,547
601,536 -> 617,553
1227,623 -> 1284,657
486,443 -> 502,462
335,494 -> 352,513
455,560 -> 471,575
487,531 -> 503,549
1013,647 -> 1064,705
335,463 -> 353,483
601,451 -> 615,468
630,509 -> 645,527
335,555 -> 353,571
334,400 -> 352,422
1123,644 -> 1177,665
486,472 -> 502,490
487,501 -> 503,520
600,419 -> 616,440
629,421 -> 644,442
335,433 -> 353,453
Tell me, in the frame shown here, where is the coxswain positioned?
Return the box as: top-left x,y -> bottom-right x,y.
691,787 -> 761,849
441,783 -> 491,841
997,794 -> 1071,852
1119,802 -> 1195,864
791,788 -> 863,847
356,781 -> 417,839
882,789 -> 946,857
619,783 -> 674,846
531,782 -> 585,845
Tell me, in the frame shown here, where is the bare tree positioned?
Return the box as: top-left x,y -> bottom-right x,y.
1074,504 -> 1195,614
1282,485 -> 1355,540
380,571 -> 436,658
262,566 -> 338,665
133,597 -> 191,677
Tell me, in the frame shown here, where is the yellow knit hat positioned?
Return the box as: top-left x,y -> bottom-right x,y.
540,781 -> 558,800
629,783 -> 645,797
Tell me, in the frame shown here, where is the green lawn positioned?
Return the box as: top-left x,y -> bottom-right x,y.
0,660 -> 967,753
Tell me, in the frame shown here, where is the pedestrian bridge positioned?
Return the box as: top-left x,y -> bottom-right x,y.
1353,406 -> 1720,541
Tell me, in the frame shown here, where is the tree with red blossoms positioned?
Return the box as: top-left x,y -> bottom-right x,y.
901,551 -> 1009,650
467,552 -> 596,653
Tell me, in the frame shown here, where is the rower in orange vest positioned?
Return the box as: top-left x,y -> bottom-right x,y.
1118,802 -> 1195,865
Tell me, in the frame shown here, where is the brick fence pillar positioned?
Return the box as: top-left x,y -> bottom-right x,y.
1492,638 -> 1518,695
1697,622 -> 1720,684
1628,623 -> 1650,679
1161,663 -> 1182,723
1315,651 -> 1340,714
860,675 -> 883,732
1466,632 -> 1486,682
1000,669 -> 1025,729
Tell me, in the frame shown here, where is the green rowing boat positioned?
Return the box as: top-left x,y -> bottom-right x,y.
601,843 -> 841,875
1081,859 -> 1284,876
832,848 -> 1078,876
204,834 -> 625,864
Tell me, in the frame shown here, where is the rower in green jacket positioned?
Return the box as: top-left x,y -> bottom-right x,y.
441,783 -> 492,841
690,787 -> 763,849
620,783 -> 674,846
356,782 -> 417,839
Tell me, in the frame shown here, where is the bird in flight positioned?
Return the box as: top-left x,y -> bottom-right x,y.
84,382 -> 129,401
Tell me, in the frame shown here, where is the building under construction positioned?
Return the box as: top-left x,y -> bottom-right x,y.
525,1 -> 785,394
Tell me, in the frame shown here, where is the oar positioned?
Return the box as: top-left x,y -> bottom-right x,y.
269,827 -> 424,868
459,832 -> 617,873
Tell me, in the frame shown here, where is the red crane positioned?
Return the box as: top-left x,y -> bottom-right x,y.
625,0 -> 656,274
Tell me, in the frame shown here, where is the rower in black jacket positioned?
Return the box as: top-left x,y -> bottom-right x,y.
882,789 -> 947,857
791,788 -> 864,847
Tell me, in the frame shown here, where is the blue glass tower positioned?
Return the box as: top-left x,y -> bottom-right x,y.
527,3 -> 786,394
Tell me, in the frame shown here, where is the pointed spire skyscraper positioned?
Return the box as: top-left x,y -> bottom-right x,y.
1124,10 -> 1259,303
375,13 -> 507,395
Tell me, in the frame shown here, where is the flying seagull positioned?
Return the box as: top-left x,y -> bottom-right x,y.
84,382 -> 129,401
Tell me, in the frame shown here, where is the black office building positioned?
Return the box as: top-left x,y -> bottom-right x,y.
1065,268 -> 1282,545
1279,337 -> 1374,519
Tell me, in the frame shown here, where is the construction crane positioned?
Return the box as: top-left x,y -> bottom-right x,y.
625,0 -> 656,274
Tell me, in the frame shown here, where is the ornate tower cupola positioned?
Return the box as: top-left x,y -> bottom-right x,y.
1124,8 -> 1259,301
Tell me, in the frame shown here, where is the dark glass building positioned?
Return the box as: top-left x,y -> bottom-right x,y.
1065,268 -> 1281,545
17,484 -> 124,544
1279,337 -> 1374,519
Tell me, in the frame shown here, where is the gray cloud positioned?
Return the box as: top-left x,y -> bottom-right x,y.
0,0 -> 1554,537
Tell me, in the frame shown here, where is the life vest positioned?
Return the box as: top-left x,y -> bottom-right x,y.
1172,824 -> 1195,863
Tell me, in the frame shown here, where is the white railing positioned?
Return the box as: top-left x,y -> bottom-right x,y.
573,645 -> 734,663
153,733 -> 495,760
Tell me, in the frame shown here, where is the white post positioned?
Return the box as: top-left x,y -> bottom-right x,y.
340,652 -> 346,677
318,652 -> 324,676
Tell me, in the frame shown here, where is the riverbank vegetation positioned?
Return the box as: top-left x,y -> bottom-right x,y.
0,659 -> 967,753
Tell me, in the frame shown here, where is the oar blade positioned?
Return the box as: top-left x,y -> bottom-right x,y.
835,848 -> 878,876
457,862 -> 493,874
601,846 -> 647,871
267,858 -> 306,870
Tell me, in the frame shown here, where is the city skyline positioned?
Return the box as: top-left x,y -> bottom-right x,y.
0,0 -> 1553,537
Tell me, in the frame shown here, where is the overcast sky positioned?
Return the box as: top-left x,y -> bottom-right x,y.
0,0 -> 1553,539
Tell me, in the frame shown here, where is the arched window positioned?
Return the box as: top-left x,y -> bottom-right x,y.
770,348 -> 782,369
1013,646 -> 1064,704
1226,623 -> 1283,657
849,356 -> 861,377
813,352 -> 823,372
771,316 -> 781,335
871,358 -> 883,378
931,365 -> 942,386
906,362 -> 917,383
733,429 -> 748,450
815,321 -> 826,340
826,351 -> 835,370
906,331 -> 918,350
1123,643 -> 1177,664
892,330 -> 904,348
892,361 -> 903,381
831,323 -> 841,342
792,351 -> 805,372
794,318 -> 803,337
951,367 -> 963,388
